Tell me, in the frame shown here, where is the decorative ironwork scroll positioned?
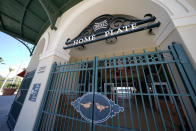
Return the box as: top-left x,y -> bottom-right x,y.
64,14 -> 161,50
14,37 -> 35,56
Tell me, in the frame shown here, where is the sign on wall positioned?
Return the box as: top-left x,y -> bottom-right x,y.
37,66 -> 46,74
64,14 -> 160,50
29,83 -> 41,102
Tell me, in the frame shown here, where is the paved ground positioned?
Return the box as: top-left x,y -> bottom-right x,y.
0,95 -> 15,131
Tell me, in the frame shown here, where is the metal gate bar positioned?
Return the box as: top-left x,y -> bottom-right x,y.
155,49 -> 186,130
169,44 -> 196,108
150,50 -> 176,130
35,60 -> 96,131
34,43 -> 196,131
93,46 -> 195,131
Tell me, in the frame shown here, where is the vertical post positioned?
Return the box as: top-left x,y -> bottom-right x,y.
91,56 -> 98,131
33,62 -> 57,131
172,42 -> 196,93
94,56 -> 98,92
169,43 -> 196,131
169,43 -> 196,108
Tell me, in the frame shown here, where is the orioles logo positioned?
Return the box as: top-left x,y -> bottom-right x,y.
71,92 -> 124,123
80,102 -> 109,112
80,102 -> 92,110
96,103 -> 109,112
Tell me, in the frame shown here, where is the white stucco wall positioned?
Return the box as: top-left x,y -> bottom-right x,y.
27,38 -> 45,72
185,0 -> 196,9
177,25 -> 196,68
157,14 -> 196,70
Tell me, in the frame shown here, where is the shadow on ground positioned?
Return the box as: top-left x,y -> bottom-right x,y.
0,95 -> 15,131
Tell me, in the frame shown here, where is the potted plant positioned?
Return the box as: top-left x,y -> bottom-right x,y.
2,83 -> 19,95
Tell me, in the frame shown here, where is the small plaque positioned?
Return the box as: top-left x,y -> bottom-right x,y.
38,66 -> 46,73
29,83 -> 41,102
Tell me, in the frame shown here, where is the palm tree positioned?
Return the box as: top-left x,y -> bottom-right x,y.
8,67 -> 14,73
0,57 -> 5,64
0,67 -> 14,92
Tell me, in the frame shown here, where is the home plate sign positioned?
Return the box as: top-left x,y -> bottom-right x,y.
71,92 -> 124,123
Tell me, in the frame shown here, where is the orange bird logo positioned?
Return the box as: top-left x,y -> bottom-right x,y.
80,102 -> 92,110
96,103 -> 109,112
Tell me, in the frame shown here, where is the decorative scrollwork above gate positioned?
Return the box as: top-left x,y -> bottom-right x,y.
66,14 -> 140,49
64,14 -> 160,50
71,14 -> 138,40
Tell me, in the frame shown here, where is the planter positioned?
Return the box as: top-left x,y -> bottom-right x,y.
2,88 -> 17,96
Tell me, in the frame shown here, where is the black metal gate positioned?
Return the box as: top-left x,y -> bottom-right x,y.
34,43 -> 196,131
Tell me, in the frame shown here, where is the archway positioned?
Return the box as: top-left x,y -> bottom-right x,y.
14,0 -> 196,130
51,0 -> 187,60
27,38 -> 46,72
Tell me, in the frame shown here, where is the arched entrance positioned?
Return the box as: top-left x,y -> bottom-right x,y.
47,0 -> 195,67
14,0 -> 196,131
33,0 -> 196,130
27,37 -> 46,72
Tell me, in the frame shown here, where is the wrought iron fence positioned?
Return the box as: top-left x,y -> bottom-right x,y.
7,70 -> 35,130
35,43 -> 196,131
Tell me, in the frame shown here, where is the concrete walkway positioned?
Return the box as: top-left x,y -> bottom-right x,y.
0,95 -> 15,131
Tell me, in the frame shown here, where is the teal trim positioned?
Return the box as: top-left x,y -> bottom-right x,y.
20,0 -> 34,36
38,0 -> 59,30
172,42 -> 196,94
7,70 -> 36,130
0,0 -> 83,45
169,43 -> 196,109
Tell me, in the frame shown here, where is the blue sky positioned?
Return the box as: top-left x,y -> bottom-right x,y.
0,31 -> 31,78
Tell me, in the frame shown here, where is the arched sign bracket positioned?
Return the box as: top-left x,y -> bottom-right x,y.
64,14 -> 161,50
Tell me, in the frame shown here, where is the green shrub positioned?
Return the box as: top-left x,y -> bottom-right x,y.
4,83 -> 20,89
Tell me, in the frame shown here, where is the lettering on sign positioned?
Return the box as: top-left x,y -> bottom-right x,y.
64,14 -> 160,50
72,23 -> 137,46
73,35 -> 96,45
104,23 -> 137,37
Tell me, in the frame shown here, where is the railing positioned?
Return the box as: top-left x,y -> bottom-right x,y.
7,70 -> 35,130
34,43 -> 196,131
